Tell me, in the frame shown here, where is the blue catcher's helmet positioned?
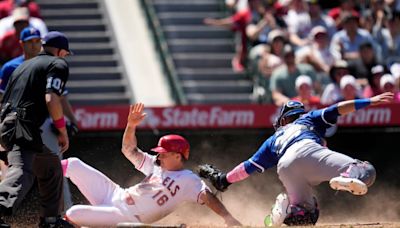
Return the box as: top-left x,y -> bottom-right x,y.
274,100 -> 306,130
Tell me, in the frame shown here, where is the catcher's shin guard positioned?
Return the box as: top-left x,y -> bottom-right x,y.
268,193 -> 290,226
330,160 -> 375,195
283,204 -> 319,226
267,193 -> 319,226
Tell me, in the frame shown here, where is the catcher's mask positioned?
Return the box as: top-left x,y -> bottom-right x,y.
151,134 -> 190,160
273,100 -> 305,130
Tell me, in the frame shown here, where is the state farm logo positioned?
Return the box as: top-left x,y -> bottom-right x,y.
142,106 -> 255,128
75,108 -> 119,128
338,107 -> 391,125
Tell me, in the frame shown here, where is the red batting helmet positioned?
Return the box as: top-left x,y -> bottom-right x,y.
151,134 -> 190,160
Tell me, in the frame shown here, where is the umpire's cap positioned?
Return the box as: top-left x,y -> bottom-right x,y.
274,100 -> 305,130
152,135 -> 190,160
42,31 -> 72,54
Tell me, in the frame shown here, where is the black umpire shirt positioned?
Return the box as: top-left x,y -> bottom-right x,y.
1,51 -> 68,144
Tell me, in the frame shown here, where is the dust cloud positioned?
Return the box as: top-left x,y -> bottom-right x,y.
156,133 -> 400,227
158,175 -> 400,227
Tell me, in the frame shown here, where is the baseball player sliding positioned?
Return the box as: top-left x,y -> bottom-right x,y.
199,92 -> 394,226
62,103 -> 241,227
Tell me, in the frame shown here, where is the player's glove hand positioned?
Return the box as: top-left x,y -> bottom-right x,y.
198,164 -> 230,192
66,122 -> 79,137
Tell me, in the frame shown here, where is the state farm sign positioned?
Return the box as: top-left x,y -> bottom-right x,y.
338,107 -> 392,126
72,104 -> 400,131
74,107 -> 122,129
141,106 -> 256,129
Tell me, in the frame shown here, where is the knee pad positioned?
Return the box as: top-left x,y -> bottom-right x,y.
344,161 -> 376,187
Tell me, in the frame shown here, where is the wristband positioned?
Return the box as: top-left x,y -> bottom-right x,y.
53,117 -> 66,129
354,98 -> 371,110
219,174 -> 232,187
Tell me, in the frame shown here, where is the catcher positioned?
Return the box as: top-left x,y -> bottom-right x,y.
199,92 -> 393,226
62,103 -> 241,227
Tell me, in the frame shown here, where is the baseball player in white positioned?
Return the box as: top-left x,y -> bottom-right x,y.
62,103 -> 241,227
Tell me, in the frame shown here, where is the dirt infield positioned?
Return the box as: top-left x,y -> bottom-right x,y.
3,130 -> 400,227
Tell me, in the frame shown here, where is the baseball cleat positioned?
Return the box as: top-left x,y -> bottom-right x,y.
329,176 -> 368,195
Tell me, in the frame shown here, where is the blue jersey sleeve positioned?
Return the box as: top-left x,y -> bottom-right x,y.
316,104 -> 340,125
298,104 -> 339,127
243,137 -> 279,174
0,56 -> 25,93
0,64 -> 15,92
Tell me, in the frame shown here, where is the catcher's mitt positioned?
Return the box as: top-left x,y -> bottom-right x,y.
198,164 -> 230,192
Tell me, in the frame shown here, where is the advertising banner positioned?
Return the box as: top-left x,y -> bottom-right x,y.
73,104 -> 400,131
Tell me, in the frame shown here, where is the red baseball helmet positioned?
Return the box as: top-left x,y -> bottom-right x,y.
151,134 -> 190,160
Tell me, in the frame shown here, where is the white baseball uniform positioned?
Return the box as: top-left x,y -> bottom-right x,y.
65,153 -> 209,227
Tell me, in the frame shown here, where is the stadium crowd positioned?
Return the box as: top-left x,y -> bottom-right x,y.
0,0 -> 46,66
205,0 -> 400,107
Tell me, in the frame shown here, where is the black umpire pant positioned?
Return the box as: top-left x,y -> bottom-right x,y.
0,144 -> 63,217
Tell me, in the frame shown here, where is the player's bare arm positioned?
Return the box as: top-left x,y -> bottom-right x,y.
337,92 -> 394,115
121,103 -> 147,167
199,190 -> 241,227
46,92 -> 69,153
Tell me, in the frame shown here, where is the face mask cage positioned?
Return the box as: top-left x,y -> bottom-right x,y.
273,101 -> 305,130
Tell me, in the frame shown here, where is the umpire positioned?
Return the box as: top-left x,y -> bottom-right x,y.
0,31 -> 74,228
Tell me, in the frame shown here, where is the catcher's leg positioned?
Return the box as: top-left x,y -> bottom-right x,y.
272,141 -> 320,226
329,160 -> 375,195
265,193 -> 319,227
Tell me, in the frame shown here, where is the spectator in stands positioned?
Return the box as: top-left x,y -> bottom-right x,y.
363,64 -> 386,98
330,13 -> 381,61
246,2 -> 286,71
0,6 -> 29,64
203,0 -> 254,72
291,74 -> 321,108
373,11 -> 400,65
269,44 -> 318,106
362,0 -> 392,30
245,0 -> 286,48
348,42 -> 382,88
306,0 -> 336,38
0,0 -> 41,19
339,74 -> 362,101
225,0 -> 248,12
390,62 -> 400,90
379,74 -> 400,102
284,0 -> 312,47
257,29 -> 286,78
327,0 -> 359,28
296,26 -> 335,87
252,29 -> 286,103
321,60 -> 350,105
0,6 -> 47,38
388,0 -> 400,12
